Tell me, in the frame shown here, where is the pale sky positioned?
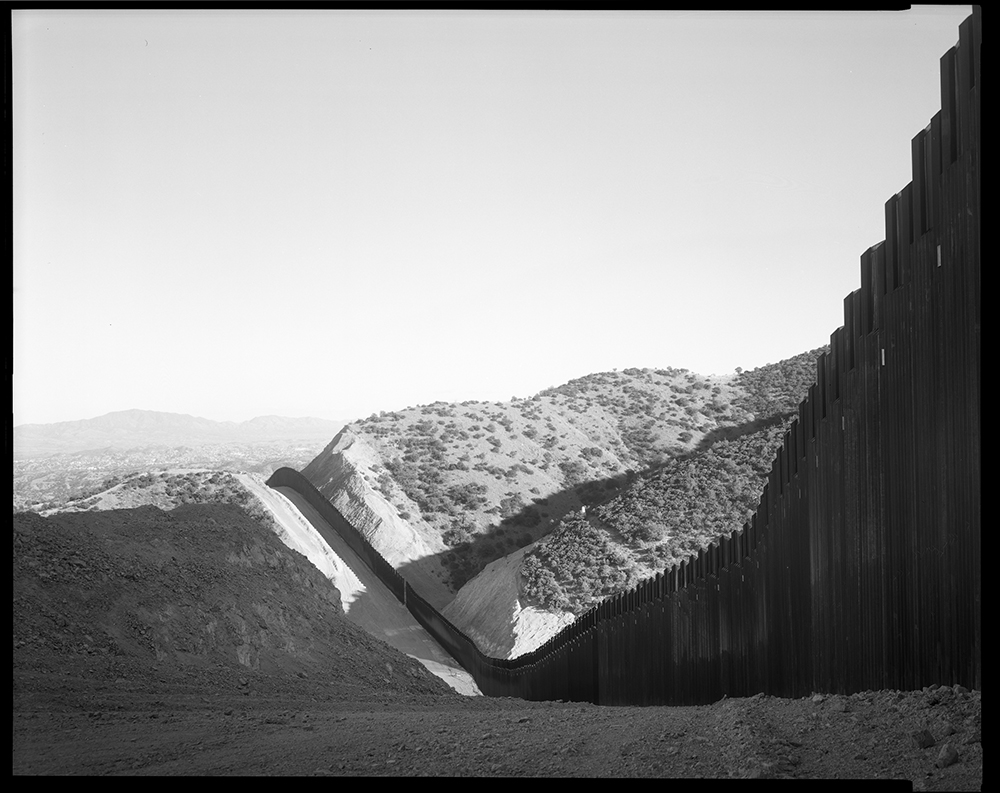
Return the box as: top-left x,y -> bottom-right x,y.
12,8 -> 973,426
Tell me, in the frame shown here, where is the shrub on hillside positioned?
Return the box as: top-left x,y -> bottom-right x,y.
734,346 -> 828,419
447,482 -> 488,510
558,459 -> 588,486
596,424 -> 788,553
500,493 -> 526,520
520,513 -> 637,613
443,519 -> 475,547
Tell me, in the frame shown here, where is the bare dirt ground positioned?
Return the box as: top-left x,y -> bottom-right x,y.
12,672 -> 983,781
13,506 -> 982,781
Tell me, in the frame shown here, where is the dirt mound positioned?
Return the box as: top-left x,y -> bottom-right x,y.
13,504 -> 456,701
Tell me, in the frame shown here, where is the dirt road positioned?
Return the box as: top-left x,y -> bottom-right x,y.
12,669 -> 982,782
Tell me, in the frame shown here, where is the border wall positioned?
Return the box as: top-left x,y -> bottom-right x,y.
267,9 -> 979,704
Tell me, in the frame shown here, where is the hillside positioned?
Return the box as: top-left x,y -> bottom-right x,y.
450,349 -> 826,655
21,465 -> 479,694
13,504 -> 452,698
518,337 -> 824,615
304,365 -> 759,596
299,348 -> 825,656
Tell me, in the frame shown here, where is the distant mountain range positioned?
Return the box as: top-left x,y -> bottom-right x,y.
13,410 -> 346,459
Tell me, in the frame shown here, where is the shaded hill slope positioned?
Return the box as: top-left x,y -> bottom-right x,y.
13,503 -> 454,700
21,467 -> 478,694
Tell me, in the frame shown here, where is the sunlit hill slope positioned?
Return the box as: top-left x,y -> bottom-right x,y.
302,348 -> 826,657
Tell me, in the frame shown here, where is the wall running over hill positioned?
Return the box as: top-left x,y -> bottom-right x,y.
268,9 -> 979,705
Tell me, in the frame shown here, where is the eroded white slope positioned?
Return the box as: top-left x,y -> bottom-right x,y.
235,473 -> 366,609
442,545 -> 575,660
237,473 -> 480,695
301,429 -> 579,660
302,428 -> 454,610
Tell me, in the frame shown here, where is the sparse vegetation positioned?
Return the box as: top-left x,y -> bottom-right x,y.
515,349 -> 826,615
734,347 -> 828,419
521,513 -> 637,612
340,350 -> 825,609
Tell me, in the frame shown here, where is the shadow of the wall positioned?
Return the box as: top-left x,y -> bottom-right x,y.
397,469 -> 636,594
689,413 -> 793,456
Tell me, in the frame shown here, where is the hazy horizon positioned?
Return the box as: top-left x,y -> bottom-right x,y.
12,407 -> 350,429
13,8 -> 973,426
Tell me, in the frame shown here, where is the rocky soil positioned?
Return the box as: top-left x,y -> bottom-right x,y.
13,674 -> 983,781
13,504 -> 982,781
